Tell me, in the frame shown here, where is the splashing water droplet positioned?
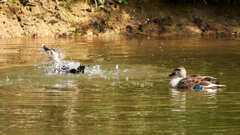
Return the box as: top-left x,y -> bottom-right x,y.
97,65 -> 100,71
6,76 -> 9,81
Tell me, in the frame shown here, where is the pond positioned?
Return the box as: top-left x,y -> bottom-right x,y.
0,37 -> 240,135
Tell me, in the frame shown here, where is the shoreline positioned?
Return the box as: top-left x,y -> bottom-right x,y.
1,1 -> 240,38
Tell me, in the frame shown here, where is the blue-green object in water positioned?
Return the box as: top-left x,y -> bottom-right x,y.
193,85 -> 203,91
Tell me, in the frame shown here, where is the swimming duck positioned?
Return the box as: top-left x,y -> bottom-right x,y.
169,66 -> 225,90
42,44 -> 86,74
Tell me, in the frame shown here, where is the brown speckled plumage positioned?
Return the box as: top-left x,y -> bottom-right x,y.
169,66 -> 225,89
177,75 -> 218,89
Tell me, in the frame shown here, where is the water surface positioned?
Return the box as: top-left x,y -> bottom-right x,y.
0,37 -> 240,135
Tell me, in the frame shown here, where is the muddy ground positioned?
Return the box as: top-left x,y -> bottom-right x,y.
1,0 -> 240,38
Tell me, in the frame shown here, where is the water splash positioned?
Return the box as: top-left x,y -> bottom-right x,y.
41,44 -> 85,74
39,45 -> 157,89
6,76 -> 9,82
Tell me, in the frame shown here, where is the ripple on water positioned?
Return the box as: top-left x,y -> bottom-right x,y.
1,38 -> 240,135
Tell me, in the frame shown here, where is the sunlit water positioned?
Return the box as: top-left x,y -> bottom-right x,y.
0,37 -> 240,135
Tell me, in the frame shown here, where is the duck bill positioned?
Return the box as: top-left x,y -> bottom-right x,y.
169,72 -> 176,77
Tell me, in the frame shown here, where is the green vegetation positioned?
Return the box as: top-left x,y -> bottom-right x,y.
96,0 -> 128,8
116,0 -> 128,4
60,1 -> 72,10
97,0 -> 105,8
98,0 -> 105,5
12,0 -> 17,3
19,0 -> 28,5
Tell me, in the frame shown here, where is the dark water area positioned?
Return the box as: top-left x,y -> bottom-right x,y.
0,37 -> 240,135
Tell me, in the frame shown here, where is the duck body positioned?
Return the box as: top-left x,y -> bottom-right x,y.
46,62 -> 86,74
42,44 -> 86,74
169,66 -> 225,90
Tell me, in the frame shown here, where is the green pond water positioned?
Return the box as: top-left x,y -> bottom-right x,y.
0,37 -> 240,135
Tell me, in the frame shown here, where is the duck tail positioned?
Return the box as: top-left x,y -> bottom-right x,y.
204,84 -> 226,89
215,84 -> 226,88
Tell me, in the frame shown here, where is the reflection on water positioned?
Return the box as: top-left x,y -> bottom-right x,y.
0,37 -> 240,135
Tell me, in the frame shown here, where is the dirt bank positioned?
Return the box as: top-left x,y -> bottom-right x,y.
1,0 -> 240,38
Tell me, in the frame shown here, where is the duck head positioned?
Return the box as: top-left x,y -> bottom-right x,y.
169,66 -> 187,78
42,44 -> 61,63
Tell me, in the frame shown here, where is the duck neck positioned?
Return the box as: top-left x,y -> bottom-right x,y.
169,77 -> 183,88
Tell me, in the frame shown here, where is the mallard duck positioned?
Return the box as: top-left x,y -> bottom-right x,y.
42,44 -> 86,74
169,66 -> 225,90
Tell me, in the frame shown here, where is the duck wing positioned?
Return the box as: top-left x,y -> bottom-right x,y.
178,75 -> 223,89
177,75 -> 200,89
177,75 -> 217,89
200,76 -> 219,84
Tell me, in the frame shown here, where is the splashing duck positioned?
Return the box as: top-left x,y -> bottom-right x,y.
169,66 -> 225,90
42,44 -> 86,74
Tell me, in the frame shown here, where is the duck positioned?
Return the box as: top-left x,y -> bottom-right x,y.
42,44 -> 86,74
169,66 -> 225,90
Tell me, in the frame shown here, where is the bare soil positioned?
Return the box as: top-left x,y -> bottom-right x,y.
0,0 -> 240,38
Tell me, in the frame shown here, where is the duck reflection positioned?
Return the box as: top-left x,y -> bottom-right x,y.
169,87 -> 219,135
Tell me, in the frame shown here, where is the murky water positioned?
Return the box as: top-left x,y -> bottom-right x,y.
0,37 -> 240,135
